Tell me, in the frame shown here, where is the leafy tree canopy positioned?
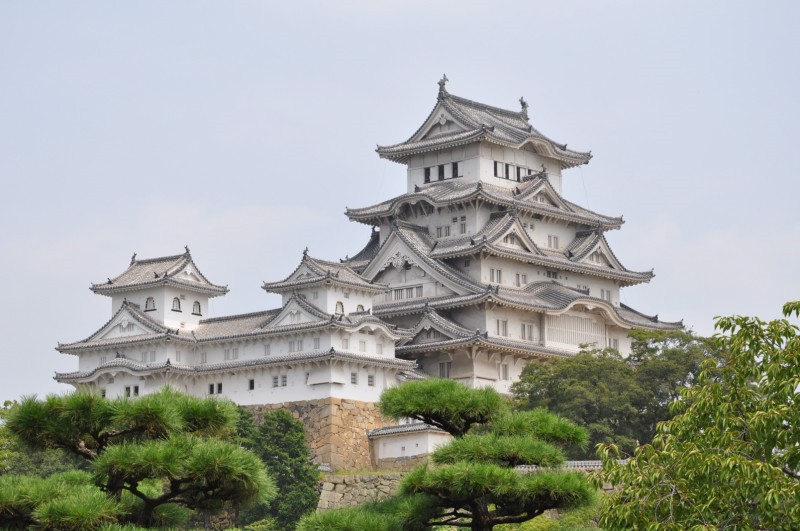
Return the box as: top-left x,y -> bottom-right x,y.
236,408 -> 320,529
512,330 -> 721,458
4,389 -> 275,528
299,379 -> 594,531
598,302 -> 800,529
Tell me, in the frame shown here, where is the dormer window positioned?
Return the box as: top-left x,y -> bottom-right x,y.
335,301 -> 344,316
145,297 -> 155,311
192,301 -> 201,315
172,298 -> 181,312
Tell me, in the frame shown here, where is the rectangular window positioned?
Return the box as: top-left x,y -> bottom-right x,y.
208,384 -> 214,395
496,269 -> 502,283
405,287 -> 414,298
444,226 -> 450,236
546,271 -> 558,279
359,340 -> 367,352
436,227 -> 442,237
505,163 -> 512,179
438,361 -> 452,378
376,343 -> 383,355
517,166 -> 524,181
515,273 -> 521,287
217,383 -> 222,394
342,338 -> 349,350
149,351 -> 156,362
438,164 -> 445,181
368,375 -> 375,387
312,290 -> 319,299
460,222 -> 466,234
521,323 -> 534,341
490,268 -> 495,282
496,319 -> 508,336
452,217 -> 458,223
200,352 -> 207,364
141,352 -> 148,363
125,386 -> 131,397
494,161 -> 504,178
548,235 -> 560,249
521,274 -> 527,284
133,385 -> 139,396
601,289 -> 612,303
100,356 -> 107,365
500,364 -> 509,381
100,389 -> 106,398
264,344 -> 271,356
272,376 -> 279,388
415,286 -> 423,297
305,372 -> 310,384
224,349 -> 230,360
452,162 -> 459,178
313,337 -> 320,349
608,338 -> 620,350
248,379 -> 255,390
424,167 -> 431,183
281,375 -> 287,387
351,372 -> 358,385
464,259 -> 471,268
175,351 -> 181,363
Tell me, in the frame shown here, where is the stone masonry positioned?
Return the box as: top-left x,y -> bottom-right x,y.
246,397 -> 385,471
317,473 -> 404,511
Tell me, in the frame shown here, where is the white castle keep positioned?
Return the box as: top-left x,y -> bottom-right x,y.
55,78 -> 679,470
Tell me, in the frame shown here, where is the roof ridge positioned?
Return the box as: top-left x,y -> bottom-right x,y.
200,309 -> 280,323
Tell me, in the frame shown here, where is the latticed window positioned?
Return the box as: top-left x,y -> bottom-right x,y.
172,298 -> 181,311
335,301 -> 344,316
192,301 -> 201,315
145,297 -> 155,311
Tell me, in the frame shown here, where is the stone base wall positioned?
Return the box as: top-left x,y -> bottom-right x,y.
318,473 -> 404,511
245,397 -> 385,471
374,454 -> 429,471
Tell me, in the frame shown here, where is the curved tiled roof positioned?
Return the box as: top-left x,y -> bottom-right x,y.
55,348 -> 416,382
368,422 -> 447,438
91,249 -> 228,297
374,282 -> 682,332
263,250 -> 387,294
346,178 -> 622,230
428,214 -> 652,286
57,300 -> 182,353
376,87 -> 591,169
342,230 -> 381,273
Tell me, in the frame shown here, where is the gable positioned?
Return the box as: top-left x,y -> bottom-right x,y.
578,240 -> 625,271
93,308 -> 161,341
262,298 -> 325,329
362,235 -> 471,297
410,107 -> 468,143
494,223 -> 541,255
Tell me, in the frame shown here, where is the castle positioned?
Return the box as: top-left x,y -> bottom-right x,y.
55,78 -> 680,470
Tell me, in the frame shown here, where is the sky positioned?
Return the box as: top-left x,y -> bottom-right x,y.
1,1 -> 798,399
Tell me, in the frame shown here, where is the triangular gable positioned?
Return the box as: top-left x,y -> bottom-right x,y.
408,105 -> 468,144
516,178 -> 574,213
88,304 -> 165,343
576,236 -> 627,271
261,296 -> 329,329
406,311 -> 472,346
361,232 -> 474,297
492,219 -> 543,256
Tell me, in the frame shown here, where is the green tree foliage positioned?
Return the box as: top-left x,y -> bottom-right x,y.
299,379 -> 595,531
512,330 -> 720,458
236,408 -> 320,529
4,389 -> 275,528
598,302 -> 800,529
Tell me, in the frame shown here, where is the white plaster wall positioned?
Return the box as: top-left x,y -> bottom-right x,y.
406,144 -> 481,192
374,431 -> 452,460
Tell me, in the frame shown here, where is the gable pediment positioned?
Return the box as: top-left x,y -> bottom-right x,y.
494,223 -> 541,256
262,298 -> 326,329
94,308 -> 161,342
578,240 -> 624,271
409,105 -> 469,143
362,234 -> 471,297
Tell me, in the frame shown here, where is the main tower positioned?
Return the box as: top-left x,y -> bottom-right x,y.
343,76 -> 680,391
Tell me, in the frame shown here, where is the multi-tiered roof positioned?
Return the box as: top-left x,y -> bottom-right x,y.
376,75 -> 592,168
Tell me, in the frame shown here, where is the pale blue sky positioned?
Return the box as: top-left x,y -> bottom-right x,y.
1,1 -> 798,399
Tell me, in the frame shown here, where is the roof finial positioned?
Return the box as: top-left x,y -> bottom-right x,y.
519,97 -> 529,119
130,252 -> 137,265
303,247 -> 309,258
184,245 -> 190,255
437,74 -> 449,99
